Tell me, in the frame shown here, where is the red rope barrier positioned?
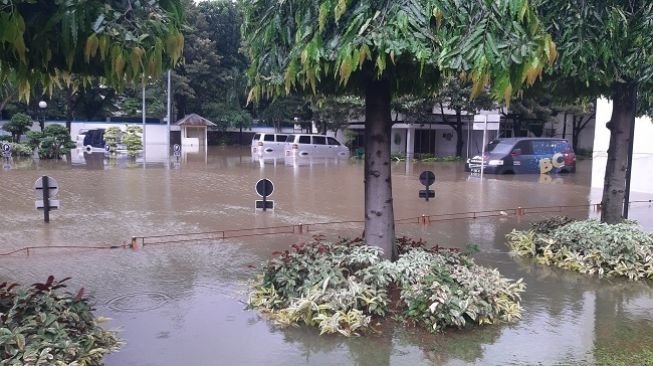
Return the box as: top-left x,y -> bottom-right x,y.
2,200 -> 651,257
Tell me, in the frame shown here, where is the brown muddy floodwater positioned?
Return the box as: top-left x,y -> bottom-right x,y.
1,146 -> 652,366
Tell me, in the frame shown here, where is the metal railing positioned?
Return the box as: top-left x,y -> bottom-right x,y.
2,200 -> 652,257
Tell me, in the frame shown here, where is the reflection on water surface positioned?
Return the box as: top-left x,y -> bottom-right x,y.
1,146 -> 652,366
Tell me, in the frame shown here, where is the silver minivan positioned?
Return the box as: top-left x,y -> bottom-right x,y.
284,134 -> 349,158
251,133 -> 289,156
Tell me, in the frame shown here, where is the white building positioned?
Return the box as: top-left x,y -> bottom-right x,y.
591,98 -> 653,195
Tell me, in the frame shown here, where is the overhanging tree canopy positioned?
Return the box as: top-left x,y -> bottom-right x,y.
535,0 -> 653,223
243,0 -> 555,259
0,0 -> 184,99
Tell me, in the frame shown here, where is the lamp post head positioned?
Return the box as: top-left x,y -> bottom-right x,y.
38,101 -> 47,109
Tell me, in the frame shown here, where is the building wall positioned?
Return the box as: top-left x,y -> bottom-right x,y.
71,122 -> 171,145
591,98 -> 653,194
543,113 -> 596,152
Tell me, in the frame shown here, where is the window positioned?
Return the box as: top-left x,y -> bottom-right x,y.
264,134 -> 275,142
298,136 -> 311,144
486,140 -> 513,154
252,134 -> 260,141
276,135 -> 288,142
327,137 -> 341,146
531,140 -> 564,155
285,135 -> 295,143
513,141 -> 533,155
312,136 -> 326,145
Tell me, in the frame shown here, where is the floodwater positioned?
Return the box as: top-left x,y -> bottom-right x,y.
1,147 -> 652,366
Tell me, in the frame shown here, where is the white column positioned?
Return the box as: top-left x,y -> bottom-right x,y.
166,70 -> 171,151
406,126 -> 415,160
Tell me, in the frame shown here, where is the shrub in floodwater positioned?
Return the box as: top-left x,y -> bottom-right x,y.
530,215 -> 576,235
0,276 -> 121,365
248,236 -> 525,336
122,126 -> 143,157
2,142 -> 33,157
26,125 -> 76,159
104,126 -> 122,153
506,218 -> 653,280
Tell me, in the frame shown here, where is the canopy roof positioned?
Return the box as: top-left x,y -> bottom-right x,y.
175,113 -> 217,127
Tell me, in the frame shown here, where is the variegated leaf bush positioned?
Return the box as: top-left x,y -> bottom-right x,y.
249,237 -> 525,336
506,217 -> 653,280
0,277 -> 121,365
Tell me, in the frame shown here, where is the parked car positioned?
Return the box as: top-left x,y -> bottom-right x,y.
251,133 -> 289,156
76,129 -> 106,152
465,137 -> 576,174
284,134 -> 349,158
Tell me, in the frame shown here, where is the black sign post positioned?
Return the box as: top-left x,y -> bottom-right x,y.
418,171 -> 436,201
34,176 -> 59,223
173,144 -> 181,161
255,178 -> 274,211
2,143 -> 10,160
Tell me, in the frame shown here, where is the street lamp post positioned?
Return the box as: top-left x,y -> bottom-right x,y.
38,101 -> 47,131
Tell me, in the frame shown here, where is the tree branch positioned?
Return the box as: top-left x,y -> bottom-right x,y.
439,102 -> 449,124
579,114 -> 593,130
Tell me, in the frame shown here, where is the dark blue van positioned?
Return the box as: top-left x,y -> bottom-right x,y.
465,138 -> 576,174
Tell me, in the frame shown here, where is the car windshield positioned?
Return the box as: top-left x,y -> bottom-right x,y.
485,140 -> 514,155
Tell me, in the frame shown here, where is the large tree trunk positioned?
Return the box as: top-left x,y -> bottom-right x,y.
364,78 -> 397,261
601,82 -> 637,224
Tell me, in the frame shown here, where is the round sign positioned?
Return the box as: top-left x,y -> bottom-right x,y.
105,145 -> 111,152
2,143 -> 10,153
173,144 -> 181,152
255,179 -> 274,197
419,171 -> 436,186
34,176 -> 59,198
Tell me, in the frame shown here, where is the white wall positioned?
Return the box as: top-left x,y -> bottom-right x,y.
591,98 -> 653,194
543,113 -> 596,152
72,122 -> 170,145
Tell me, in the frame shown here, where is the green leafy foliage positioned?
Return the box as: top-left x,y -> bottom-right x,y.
530,215 -> 576,235
242,0 -> 553,103
2,142 -> 32,157
0,0 -> 184,99
0,276 -> 121,365
122,126 -> 143,157
388,153 -> 462,162
507,219 -> 653,280
172,0 -> 251,125
536,1 -> 653,99
25,124 -> 75,159
532,1 -> 653,224
249,236 -> 524,336
2,112 -> 32,142
310,95 -> 364,134
103,126 -> 122,153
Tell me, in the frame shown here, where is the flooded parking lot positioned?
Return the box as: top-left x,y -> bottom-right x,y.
1,147 -> 652,365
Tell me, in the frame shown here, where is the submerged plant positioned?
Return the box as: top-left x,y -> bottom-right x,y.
507,218 -> 653,280
0,276 -> 121,365
249,237 -> 525,336
123,126 -> 143,157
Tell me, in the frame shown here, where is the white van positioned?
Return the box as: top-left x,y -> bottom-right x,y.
284,134 -> 349,158
251,133 -> 289,156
